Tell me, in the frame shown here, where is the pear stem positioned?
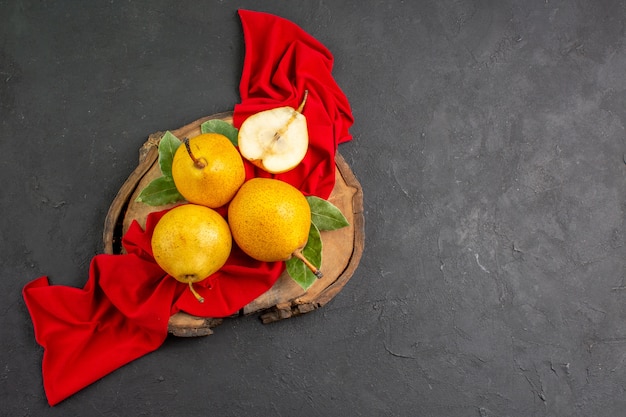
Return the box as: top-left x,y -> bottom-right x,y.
273,90 -> 309,142
292,249 -> 323,279
189,282 -> 205,303
296,89 -> 309,113
183,137 -> 207,169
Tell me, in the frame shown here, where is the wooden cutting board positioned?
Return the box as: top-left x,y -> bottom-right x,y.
103,112 -> 364,337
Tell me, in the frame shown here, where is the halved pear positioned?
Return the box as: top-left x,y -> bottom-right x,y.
238,91 -> 309,174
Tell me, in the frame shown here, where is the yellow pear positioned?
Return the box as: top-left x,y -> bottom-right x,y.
228,178 -> 311,258
151,204 -> 232,302
237,91 -> 309,174
171,133 -> 245,208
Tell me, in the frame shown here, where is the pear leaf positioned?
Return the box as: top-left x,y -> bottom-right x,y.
306,196 -> 350,231
201,119 -> 239,146
286,223 -> 322,290
134,175 -> 184,206
158,131 -> 182,177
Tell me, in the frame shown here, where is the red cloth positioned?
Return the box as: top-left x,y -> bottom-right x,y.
234,9 -> 354,199
22,9 -> 353,407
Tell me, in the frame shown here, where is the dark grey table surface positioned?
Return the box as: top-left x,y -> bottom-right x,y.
2,1 -> 626,416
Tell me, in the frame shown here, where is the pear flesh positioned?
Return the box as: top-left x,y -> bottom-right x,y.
238,93 -> 309,174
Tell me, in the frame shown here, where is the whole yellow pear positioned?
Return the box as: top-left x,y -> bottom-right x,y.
171,133 -> 245,208
228,178 -> 311,262
151,204 -> 232,302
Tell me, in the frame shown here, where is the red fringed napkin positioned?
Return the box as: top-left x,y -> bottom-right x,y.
22,9 -> 353,406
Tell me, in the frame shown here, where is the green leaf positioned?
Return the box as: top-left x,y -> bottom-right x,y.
201,119 -> 239,146
158,131 -> 182,177
306,196 -> 350,231
286,223 -> 322,290
134,176 -> 185,206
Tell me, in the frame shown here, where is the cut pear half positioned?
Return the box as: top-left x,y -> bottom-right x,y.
238,91 -> 309,174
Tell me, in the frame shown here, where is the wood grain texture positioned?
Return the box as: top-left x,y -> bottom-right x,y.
103,112 -> 364,336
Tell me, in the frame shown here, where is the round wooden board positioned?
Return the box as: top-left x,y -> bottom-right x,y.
103,112 -> 364,337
